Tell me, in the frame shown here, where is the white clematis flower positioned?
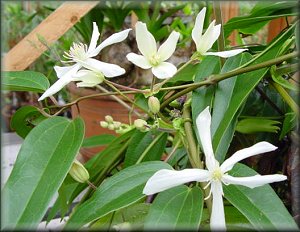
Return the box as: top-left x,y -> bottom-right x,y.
126,22 -> 180,79
38,23 -> 131,101
143,106 -> 287,230
192,7 -> 247,58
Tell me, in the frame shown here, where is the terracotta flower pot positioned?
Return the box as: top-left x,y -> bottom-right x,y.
67,82 -> 139,161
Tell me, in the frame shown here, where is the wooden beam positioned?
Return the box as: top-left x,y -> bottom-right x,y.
3,1 -> 99,71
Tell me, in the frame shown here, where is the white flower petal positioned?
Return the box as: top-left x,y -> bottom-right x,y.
210,181 -> 226,230
143,169 -> 210,195
54,65 -> 76,79
92,29 -> 132,56
196,106 -> 217,171
221,142 -> 277,173
151,62 -> 177,79
192,7 -> 206,51
39,64 -> 80,101
79,58 -> 125,77
87,22 -> 100,55
204,49 -> 248,58
135,22 -> 157,59
126,53 -> 152,69
157,31 -> 180,61
222,174 -> 287,189
197,20 -> 218,54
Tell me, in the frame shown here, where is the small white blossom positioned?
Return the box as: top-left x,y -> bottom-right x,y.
192,7 -> 247,58
126,22 -> 180,79
38,23 -> 131,101
143,106 -> 287,230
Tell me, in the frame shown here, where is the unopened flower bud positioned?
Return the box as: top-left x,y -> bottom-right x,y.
105,115 -> 114,123
148,96 -> 160,114
100,121 -> 109,128
134,119 -> 147,129
69,160 -> 90,183
108,124 -> 115,130
113,121 -> 122,129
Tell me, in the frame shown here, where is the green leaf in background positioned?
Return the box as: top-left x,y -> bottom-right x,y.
64,161 -> 172,230
224,163 -> 298,230
123,130 -> 168,167
167,62 -> 199,84
192,55 -> 221,124
236,117 -> 281,134
224,1 -> 297,37
2,71 -> 50,92
279,112 -> 297,140
81,134 -> 116,148
10,105 -> 48,138
2,116 -> 84,229
144,185 -> 203,231
47,129 -> 134,222
270,65 -> 298,92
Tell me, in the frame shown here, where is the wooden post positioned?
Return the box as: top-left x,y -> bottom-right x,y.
221,1 -> 239,45
3,1 -> 99,71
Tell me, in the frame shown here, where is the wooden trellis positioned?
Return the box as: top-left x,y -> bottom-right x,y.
3,1 -> 99,71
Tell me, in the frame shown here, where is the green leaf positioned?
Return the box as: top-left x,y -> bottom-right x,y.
64,161 -> 172,229
10,105 -> 48,138
270,66 -> 298,91
82,134 -> 116,148
2,116 -> 84,229
144,185 -> 203,230
224,163 -> 298,230
91,203 -> 150,230
124,130 -> 168,167
167,62 -> 198,83
2,71 -> 50,92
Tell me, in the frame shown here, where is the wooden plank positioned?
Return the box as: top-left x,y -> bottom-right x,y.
3,1 -> 99,71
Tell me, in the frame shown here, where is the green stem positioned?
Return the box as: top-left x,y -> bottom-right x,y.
160,52 -> 298,109
136,133 -> 165,164
270,81 -> 299,115
213,1 -> 225,66
105,80 -> 147,93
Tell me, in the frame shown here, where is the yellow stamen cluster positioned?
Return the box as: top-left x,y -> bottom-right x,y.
64,42 -> 89,62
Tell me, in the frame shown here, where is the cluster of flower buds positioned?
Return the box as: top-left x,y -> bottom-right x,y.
100,115 -> 122,131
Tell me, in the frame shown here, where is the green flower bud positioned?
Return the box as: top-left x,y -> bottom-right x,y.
105,115 -> 114,123
69,160 -> 90,183
100,121 -> 109,128
148,96 -> 160,114
134,119 -> 147,130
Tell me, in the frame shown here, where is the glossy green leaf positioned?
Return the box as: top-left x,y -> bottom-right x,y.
124,130 -> 168,167
47,130 -> 134,222
167,62 -> 198,83
270,66 -> 298,91
81,134 -> 116,148
2,116 -> 84,229
224,163 -> 298,230
10,105 -> 48,138
64,161 -> 172,229
144,185 -> 203,230
2,71 -> 50,92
